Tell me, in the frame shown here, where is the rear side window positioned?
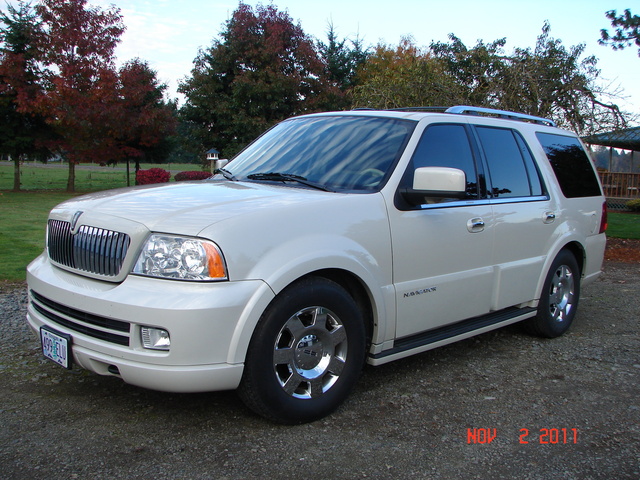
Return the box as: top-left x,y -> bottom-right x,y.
536,132 -> 602,198
476,127 -> 544,198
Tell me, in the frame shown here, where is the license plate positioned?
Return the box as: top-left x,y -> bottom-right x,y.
40,327 -> 72,369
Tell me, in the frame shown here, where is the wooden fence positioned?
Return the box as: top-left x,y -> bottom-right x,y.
598,172 -> 640,199
598,172 -> 640,209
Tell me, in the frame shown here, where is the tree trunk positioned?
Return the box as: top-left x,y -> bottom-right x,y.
134,159 -> 141,185
126,159 -> 131,187
67,161 -> 76,192
12,155 -> 21,192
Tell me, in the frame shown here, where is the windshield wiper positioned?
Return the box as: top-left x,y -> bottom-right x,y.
246,172 -> 335,192
217,168 -> 238,181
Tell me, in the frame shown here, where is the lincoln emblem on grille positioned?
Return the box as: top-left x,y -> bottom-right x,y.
70,211 -> 83,231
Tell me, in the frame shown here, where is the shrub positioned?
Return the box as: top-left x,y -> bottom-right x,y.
136,168 -> 171,185
174,171 -> 213,182
627,198 -> 640,212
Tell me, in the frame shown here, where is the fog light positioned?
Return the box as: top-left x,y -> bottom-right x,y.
141,327 -> 171,351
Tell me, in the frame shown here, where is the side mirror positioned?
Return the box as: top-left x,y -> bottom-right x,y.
401,167 -> 467,205
214,159 -> 229,171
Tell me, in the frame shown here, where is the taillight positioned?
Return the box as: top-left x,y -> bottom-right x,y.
599,201 -> 608,234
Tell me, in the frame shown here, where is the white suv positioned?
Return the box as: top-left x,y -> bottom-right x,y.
27,106 -> 607,423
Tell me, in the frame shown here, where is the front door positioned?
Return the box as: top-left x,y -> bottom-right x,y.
387,123 -> 495,339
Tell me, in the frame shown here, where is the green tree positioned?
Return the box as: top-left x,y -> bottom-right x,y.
352,37 -> 459,109
0,0 -> 53,191
316,23 -> 368,109
600,8 -> 640,56
318,23 -> 368,91
500,22 -> 628,133
354,24 -> 632,134
179,2 -> 330,157
430,34 -> 508,106
166,114 -> 204,165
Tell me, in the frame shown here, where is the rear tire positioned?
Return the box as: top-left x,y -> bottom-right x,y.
524,250 -> 580,338
238,276 -> 366,424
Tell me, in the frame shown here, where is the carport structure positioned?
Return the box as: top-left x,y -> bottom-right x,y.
582,126 -> 640,207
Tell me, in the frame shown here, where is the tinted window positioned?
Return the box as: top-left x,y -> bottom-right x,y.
515,133 -> 544,196
410,124 -> 479,199
224,116 -> 415,192
536,132 -> 602,198
476,127 -> 543,198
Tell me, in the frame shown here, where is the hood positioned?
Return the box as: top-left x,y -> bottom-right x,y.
51,180 -> 335,236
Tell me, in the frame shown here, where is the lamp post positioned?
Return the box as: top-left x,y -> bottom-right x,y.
206,148 -> 229,173
206,148 -> 219,173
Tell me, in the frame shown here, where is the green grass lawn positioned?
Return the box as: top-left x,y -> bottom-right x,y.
1,191 -> 81,283
1,161 -> 639,284
607,211 -> 640,239
0,162 -> 198,191
0,161 -> 200,284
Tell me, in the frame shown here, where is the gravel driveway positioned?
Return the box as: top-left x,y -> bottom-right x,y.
1,261 -> 638,479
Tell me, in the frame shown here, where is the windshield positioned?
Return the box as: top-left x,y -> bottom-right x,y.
221,115 -> 416,192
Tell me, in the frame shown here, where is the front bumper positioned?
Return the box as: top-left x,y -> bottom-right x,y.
26,254 -> 274,393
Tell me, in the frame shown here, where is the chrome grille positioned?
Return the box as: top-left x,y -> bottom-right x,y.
30,290 -> 131,346
48,220 -> 130,277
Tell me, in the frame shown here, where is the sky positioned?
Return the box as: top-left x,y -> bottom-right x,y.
3,0 -> 640,119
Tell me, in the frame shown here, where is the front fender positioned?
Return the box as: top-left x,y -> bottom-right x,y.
201,192 -> 396,355
228,234 -> 396,361
281,237 -> 393,336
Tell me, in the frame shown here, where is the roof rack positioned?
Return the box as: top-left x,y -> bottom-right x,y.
388,106 -> 449,113
445,106 -> 556,127
351,105 -> 556,127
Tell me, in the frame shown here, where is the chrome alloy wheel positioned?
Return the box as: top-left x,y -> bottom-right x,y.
273,306 -> 348,399
548,264 -> 575,323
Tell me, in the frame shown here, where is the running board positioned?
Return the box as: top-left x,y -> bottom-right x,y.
368,307 -> 536,366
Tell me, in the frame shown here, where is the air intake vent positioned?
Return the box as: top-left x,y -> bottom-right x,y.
30,290 -> 131,346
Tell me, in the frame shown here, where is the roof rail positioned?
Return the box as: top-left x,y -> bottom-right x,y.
445,106 -> 556,127
388,106 -> 449,113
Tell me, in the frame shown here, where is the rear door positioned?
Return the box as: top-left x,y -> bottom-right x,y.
472,124 -> 556,310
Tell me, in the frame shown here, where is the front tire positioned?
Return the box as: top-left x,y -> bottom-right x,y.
238,276 -> 366,424
525,250 -> 580,338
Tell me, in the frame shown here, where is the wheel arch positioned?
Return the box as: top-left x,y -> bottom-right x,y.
299,268 -> 376,349
227,267 -> 386,365
563,241 -> 585,277
535,240 -> 585,302
236,272 -> 371,423
526,245 -> 583,338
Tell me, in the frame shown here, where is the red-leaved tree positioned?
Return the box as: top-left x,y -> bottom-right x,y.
114,59 -> 177,185
30,0 -> 125,192
0,1 -> 53,191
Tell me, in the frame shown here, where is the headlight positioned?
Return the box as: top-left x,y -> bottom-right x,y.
133,234 -> 227,281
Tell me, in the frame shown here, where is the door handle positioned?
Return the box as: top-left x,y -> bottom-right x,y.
544,211 -> 556,224
467,217 -> 485,233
